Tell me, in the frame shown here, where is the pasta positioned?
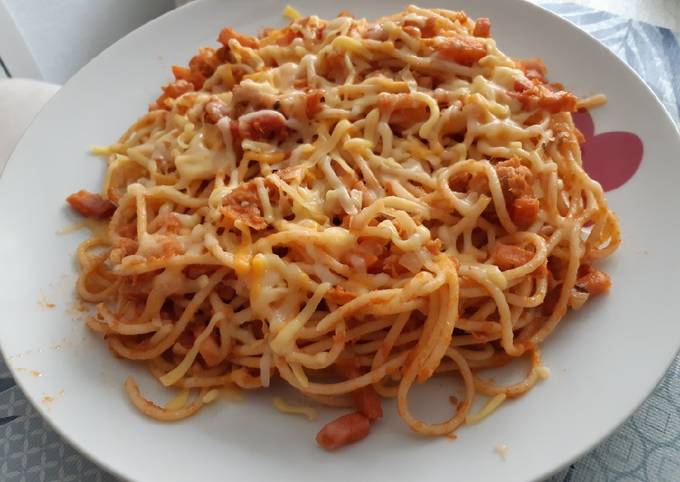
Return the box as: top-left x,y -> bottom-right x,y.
67,5 -> 620,450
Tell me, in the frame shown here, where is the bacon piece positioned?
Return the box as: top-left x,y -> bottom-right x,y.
511,196 -> 540,228
513,78 -> 533,93
189,47 -> 219,78
493,244 -> 534,270
155,79 -> 194,110
325,286 -> 358,305
66,190 -> 116,219
316,412 -> 371,450
157,238 -> 185,259
321,51 -> 347,83
117,222 -> 137,238
354,387 -> 382,421
275,27 -> 299,46
420,17 -> 438,38
171,66 -> 205,90
516,58 -> 547,83
163,79 -> 194,99
220,179 -> 277,230
537,89 -> 577,113
436,35 -> 487,66
512,84 -> 577,114
218,28 -> 259,48
495,158 -> 533,200
575,266 -> 611,295
448,171 -> 471,192
378,93 -> 429,130
473,17 -> 491,38
239,110 -> 288,141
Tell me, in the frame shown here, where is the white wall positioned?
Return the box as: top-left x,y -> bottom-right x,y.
2,0 -> 174,83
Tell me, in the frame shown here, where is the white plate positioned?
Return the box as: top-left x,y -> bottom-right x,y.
1,1 -> 679,481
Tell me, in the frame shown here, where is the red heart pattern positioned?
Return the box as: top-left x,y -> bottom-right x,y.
572,110 -> 643,192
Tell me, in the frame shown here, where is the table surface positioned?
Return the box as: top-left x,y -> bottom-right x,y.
0,1 -> 678,481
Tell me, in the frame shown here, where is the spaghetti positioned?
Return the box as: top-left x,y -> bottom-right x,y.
67,6 -> 620,449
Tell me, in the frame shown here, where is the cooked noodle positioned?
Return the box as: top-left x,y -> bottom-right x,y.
71,6 -> 620,446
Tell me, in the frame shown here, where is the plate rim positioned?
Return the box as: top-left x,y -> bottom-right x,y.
1,1 -> 679,481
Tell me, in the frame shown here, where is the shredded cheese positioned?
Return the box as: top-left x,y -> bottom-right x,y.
273,396 -> 318,420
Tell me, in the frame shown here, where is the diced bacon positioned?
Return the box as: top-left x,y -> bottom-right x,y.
511,196 -> 540,228
575,266 -> 611,295
353,387 -> 382,420
537,89 -> 578,113
155,79 -> 194,110
218,28 -> 259,49
66,190 -> 116,219
220,179 -> 277,231
436,35 -> 487,66
321,51 -> 347,83
449,171 -> 471,192
221,182 -> 267,230
493,243 -> 534,270
513,77 -> 533,93
156,213 -> 181,234
238,110 -> 288,141
158,238 -> 185,259
117,222 -> 137,238
420,17 -> 438,38
162,79 -> 194,99
189,47 -> 219,78
402,16 -> 437,38
315,412 -> 371,450
172,66 -> 205,90
276,27 -> 300,46
512,84 -> 577,114
205,100 -> 230,123
495,158 -> 533,200
516,58 -> 547,83
278,30 -> 298,47
325,286 -> 358,305
378,93 -> 429,130
473,17 -> 491,38
416,75 -> 433,89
